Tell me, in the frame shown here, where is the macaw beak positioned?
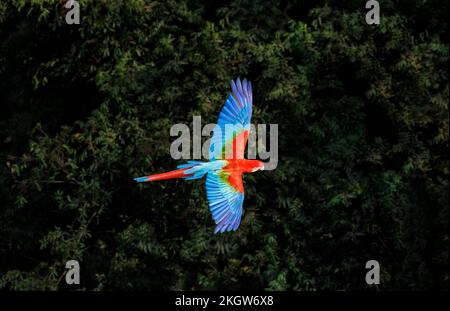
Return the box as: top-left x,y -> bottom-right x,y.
261,165 -> 265,171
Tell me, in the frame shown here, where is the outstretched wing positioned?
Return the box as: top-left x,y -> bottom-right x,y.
206,170 -> 244,233
209,78 -> 253,160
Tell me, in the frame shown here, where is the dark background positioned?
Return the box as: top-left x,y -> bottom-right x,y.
0,0 -> 448,290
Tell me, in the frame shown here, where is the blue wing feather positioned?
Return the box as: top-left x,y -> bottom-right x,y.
209,78 -> 253,160
206,171 -> 245,234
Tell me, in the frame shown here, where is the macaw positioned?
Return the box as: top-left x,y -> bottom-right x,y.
134,78 -> 264,234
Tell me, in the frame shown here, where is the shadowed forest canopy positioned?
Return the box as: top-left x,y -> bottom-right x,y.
0,0 -> 448,290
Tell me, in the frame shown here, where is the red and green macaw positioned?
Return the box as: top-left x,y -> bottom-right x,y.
134,78 -> 264,234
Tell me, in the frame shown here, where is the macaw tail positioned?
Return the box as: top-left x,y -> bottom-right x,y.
134,160 -> 227,183
134,168 -> 193,182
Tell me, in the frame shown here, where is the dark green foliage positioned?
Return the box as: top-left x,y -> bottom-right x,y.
0,0 -> 448,290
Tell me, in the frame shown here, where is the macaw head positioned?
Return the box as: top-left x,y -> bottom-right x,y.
251,160 -> 265,172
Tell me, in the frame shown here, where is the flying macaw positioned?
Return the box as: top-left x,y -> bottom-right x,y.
134,78 -> 264,234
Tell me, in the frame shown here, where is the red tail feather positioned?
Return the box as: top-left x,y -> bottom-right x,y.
134,168 -> 193,182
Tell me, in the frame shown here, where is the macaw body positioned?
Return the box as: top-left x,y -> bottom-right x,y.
135,78 -> 264,233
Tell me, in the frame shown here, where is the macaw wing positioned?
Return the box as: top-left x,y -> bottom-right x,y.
206,170 -> 245,233
209,78 -> 253,160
